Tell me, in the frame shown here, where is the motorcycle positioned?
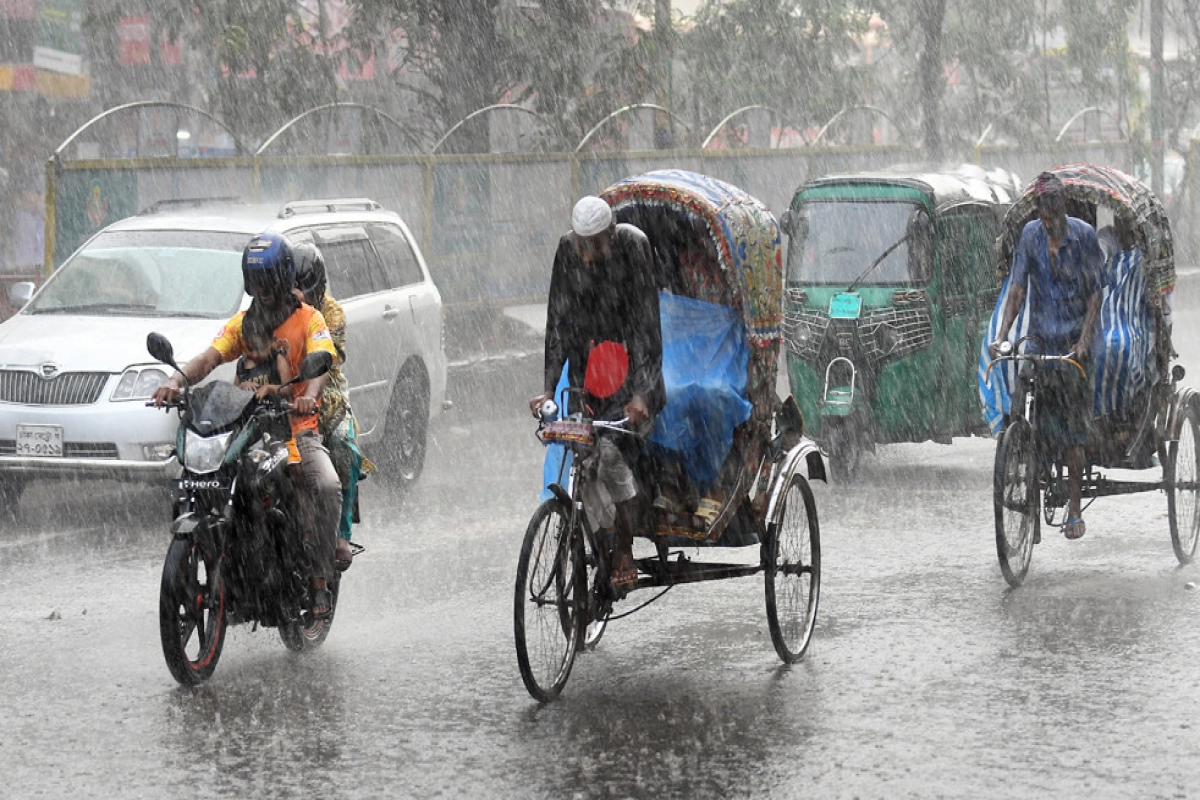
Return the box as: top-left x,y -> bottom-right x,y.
147,331 -> 339,686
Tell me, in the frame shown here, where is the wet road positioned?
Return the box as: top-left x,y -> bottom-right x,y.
4,283 -> 1200,799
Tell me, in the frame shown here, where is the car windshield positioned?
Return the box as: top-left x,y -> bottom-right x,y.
28,230 -> 249,318
786,200 -> 929,286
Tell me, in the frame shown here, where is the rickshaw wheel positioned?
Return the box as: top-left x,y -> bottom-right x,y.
514,499 -> 584,702
994,419 -> 1039,587
764,473 -> 821,663
1167,397 -> 1200,564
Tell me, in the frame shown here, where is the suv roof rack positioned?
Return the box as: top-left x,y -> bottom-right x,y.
278,198 -> 383,218
139,197 -> 243,215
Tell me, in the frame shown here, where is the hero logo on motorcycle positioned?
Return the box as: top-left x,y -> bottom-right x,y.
176,477 -> 226,491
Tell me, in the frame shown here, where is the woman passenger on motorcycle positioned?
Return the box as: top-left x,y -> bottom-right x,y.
152,232 -> 342,618
292,242 -> 372,571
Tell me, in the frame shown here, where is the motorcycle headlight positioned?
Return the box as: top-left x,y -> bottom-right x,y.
183,430 -> 232,474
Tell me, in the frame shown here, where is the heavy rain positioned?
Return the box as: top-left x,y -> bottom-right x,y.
2,1 -> 1200,797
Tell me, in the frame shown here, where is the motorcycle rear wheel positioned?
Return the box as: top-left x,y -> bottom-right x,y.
160,537 -> 227,686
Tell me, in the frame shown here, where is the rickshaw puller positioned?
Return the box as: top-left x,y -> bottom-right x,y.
990,172 -> 1104,541
530,196 -> 665,591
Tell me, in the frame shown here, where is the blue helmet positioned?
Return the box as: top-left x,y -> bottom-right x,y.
241,232 -> 295,297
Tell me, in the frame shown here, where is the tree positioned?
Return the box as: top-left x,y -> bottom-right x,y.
916,0 -> 946,158
159,1 -> 342,146
877,0 -> 1139,152
347,1 -> 660,151
681,0 -> 870,139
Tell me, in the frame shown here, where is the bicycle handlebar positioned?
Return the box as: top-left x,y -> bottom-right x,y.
984,352 -> 1086,385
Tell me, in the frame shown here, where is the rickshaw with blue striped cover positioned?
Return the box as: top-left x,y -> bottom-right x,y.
982,163 -> 1199,587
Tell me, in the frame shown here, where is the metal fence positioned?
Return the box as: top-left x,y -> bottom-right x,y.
46,139 -> 1145,311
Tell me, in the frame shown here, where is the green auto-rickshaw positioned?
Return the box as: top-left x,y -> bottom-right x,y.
780,165 -> 1020,480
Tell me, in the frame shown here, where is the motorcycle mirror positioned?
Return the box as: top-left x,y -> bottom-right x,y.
146,332 -> 179,371
297,350 -> 333,382
777,395 -> 804,439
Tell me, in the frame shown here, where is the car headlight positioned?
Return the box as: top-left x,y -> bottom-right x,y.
142,443 -> 176,462
112,367 -> 169,401
182,430 -> 232,474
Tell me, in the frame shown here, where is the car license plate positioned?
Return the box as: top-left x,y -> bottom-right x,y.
829,292 -> 863,319
16,424 -> 63,457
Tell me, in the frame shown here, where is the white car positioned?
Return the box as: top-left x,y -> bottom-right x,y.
0,197 -> 446,515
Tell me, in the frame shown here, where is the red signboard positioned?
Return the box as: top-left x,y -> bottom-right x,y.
119,15 -> 151,66
0,0 -> 36,20
159,30 -> 181,65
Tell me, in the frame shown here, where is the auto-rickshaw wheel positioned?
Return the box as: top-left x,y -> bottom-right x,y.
824,421 -> 860,483
1167,396 -> 1200,564
514,499 -> 584,702
994,419 -> 1039,587
764,472 -> 821,663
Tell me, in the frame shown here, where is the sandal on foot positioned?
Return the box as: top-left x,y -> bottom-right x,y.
335,539 -> 354,572
610,553 -> 637,590
310,582 -> 333,619
695,497 -> 723,526
1064,517 -> 1086,540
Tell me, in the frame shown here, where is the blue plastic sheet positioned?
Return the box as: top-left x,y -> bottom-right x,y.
539,362 -> 572,501
540,292 -> 753,499
977,274 -> 1031,434
649,292 -> 752,490
1091,248 -> 1152,416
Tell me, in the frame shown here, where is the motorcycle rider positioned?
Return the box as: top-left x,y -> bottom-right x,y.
152,232 -> 342,618
292,242 -> 372,570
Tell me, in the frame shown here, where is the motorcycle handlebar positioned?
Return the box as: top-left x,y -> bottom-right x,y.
145,398 -> 317,415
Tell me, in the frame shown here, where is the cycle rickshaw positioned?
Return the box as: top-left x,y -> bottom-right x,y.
514,170 -> 826,702
983,163 -> 1198,587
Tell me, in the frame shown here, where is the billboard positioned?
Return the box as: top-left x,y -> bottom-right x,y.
34,0 -> 82,76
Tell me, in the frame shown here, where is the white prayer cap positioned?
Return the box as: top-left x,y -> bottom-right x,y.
571,196 -> 613,237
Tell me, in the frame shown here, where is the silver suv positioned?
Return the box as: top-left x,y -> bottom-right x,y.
0,197 -> 446,514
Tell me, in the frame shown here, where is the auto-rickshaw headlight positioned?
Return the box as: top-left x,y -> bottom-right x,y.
875,323 -> 901,356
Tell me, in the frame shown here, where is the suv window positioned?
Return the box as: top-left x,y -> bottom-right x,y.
368,223 -> 424,288
308,226 -> 388,297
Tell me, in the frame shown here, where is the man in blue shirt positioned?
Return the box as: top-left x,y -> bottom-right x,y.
991,172 -> 1104,540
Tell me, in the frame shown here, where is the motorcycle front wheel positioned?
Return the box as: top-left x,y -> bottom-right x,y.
160,537 -> 227,686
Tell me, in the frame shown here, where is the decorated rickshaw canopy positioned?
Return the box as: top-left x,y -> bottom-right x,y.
600,169 -> 784,345
995,163 -> 1175,296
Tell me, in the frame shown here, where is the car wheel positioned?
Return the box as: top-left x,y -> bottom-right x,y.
378,363 -> 429,489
